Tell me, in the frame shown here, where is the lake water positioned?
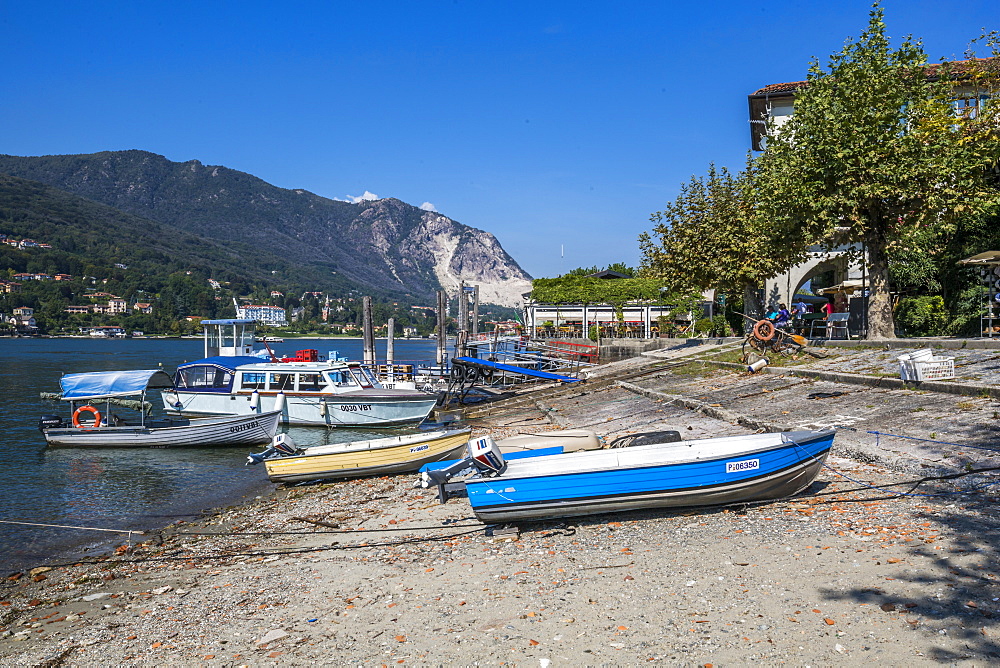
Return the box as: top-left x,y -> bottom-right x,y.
0,336 -> 441,573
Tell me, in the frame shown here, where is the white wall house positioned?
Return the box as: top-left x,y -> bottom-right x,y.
236,304 -> 288,326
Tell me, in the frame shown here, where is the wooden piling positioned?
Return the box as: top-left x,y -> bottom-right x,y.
362,296 -> 375,365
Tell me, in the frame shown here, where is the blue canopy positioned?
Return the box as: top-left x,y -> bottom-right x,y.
176,356 -> 269,372
59,369 -> 175,400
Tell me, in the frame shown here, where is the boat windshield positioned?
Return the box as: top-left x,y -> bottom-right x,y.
359,366 -> 382,387
176,365 -> 233,390
326,370 -> 357,387
350,367 -> 375,388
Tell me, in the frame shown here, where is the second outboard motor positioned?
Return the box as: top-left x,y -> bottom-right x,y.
38,415 -> 63,432
246,433 -> 300,465
273,433 -> 298,455
467,435 -> 506,474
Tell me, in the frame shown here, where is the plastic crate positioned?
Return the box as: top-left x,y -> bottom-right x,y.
898,349 -> 955,381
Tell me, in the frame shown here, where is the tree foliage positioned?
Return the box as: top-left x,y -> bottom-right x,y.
530,275 -> 702,317
753,6 -> 1000,337
639,162 -> 809,317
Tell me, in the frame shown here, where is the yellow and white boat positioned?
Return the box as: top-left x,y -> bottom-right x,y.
248,428 -> 471,483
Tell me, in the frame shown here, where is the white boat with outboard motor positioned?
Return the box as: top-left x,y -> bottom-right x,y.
422,429 -> 835,523
248,428 -> 604,484
39,369 -> 281,448
247,428 -> 473,483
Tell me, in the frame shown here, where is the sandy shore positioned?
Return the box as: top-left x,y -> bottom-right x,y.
3,343 -> 1000,665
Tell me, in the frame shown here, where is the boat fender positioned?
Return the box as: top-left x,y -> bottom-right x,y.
250,390 -> 260,412
467,435 -> 506,474
319,399 -> 327,417
748,358 -> 769,373
72,405 -> 102,429
274,392 -> 286,414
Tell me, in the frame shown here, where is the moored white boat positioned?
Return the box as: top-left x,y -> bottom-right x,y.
162,358 -> 437,427
40,369 -> 281,448
161,319 -> 437,427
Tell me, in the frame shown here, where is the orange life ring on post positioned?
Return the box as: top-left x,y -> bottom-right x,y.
753,319 -> 776,342
72,405 -> 102,429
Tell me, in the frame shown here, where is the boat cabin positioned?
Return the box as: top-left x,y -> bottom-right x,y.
173,358 -> 383,395
201,318 -> 258,357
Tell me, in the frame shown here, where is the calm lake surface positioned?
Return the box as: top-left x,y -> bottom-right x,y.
0,336 -> 440,573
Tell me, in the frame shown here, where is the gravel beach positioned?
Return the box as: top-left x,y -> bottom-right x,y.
3,340 -> 1000,666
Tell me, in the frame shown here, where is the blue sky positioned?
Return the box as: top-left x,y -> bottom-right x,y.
1,1 -> 996,278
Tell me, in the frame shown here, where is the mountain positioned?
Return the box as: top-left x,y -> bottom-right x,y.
0,173 -> 311,291
0,150 -> 532,306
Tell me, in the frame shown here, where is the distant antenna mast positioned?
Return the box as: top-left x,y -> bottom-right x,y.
560,244 -> 564,276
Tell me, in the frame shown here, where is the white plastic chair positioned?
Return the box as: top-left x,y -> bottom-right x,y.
809,312 -> 850,339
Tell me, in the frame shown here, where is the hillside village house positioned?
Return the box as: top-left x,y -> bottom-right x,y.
0,280 -> 20,293
133,302 -> 153,314
8,306 -> 38,334
745,56 -> 997,335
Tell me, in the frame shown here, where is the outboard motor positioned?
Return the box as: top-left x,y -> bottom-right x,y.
421,434 -> 508,503
246,433 -> 300,465
38,415 -> 63,432
467,435 -> 506,474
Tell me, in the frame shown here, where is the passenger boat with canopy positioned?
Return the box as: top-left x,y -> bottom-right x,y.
160,319 -> 437,427
39,369 -> 281,448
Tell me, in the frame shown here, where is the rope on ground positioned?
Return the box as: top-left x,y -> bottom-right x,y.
833,424 -> 1000,453
17,526 -> 489,570
821,460 -> 1000,498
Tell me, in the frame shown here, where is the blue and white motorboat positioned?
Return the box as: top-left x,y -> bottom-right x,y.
159,319 -> 437,427
425,429 -> 834,523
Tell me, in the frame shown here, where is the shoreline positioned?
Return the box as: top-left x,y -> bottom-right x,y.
3,345 -> 1000,663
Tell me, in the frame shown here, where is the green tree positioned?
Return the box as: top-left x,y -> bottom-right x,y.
753,6 -> 1000,338
639,161 -> 806,321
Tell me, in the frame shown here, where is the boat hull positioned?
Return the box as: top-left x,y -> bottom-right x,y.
43,410 -> 282,448
465,430 -> 833,523
162,389 -> 437,427
263,429 -> 471,483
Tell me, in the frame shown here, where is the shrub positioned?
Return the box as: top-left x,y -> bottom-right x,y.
894,295 -> 948,337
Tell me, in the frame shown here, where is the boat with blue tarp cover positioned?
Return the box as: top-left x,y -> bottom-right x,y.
39,369 -> 281,448
424,429 -> 834,523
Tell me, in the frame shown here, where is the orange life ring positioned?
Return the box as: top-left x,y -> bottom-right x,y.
753,319 -> 776,342
72,405 -> 102,429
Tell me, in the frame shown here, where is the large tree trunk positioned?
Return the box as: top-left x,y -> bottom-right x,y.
742,283 -> 761,332
864,224 -> 896,339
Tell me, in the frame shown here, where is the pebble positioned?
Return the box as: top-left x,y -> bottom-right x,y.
256,629 -> 289,646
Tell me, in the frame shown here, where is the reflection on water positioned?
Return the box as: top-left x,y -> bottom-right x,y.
0,337 -> 438,572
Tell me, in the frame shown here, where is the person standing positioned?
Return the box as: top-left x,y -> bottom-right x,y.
821,298 -> 835,318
